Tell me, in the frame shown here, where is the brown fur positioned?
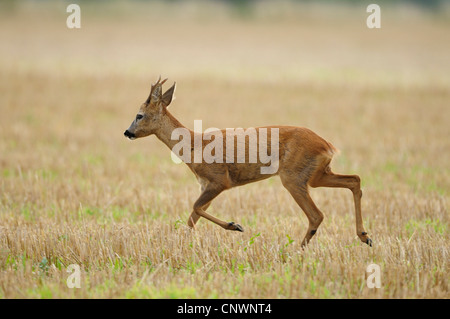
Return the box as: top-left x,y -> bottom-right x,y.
125,78 -> 371,247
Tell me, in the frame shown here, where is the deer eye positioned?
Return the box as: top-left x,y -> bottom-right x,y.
136,114 -> 143,121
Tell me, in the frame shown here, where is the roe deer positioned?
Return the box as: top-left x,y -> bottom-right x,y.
124,77 -> 372,247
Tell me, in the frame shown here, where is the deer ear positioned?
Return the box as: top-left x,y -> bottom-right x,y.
161,82 -> 176,108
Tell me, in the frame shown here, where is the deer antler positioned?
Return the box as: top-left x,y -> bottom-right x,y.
146,76 -> 168,104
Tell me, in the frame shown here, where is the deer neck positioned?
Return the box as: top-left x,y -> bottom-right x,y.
155,110 -> 193,150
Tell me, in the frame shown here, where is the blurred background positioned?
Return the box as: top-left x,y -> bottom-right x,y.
1,0 -> 448,193
0,0 -> 449,299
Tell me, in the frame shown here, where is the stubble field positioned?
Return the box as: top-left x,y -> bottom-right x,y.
0,1 -> 448,298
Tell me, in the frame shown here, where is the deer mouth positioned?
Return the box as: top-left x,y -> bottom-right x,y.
124,130 -> 136,140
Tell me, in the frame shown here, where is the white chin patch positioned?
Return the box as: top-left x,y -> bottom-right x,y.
128,136 -> 136,140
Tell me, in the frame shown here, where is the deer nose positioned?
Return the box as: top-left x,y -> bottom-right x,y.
124,130 -> 135,138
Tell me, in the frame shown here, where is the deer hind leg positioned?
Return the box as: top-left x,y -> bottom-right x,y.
309,164 -> 372,246
187,183 -> 243,232
280,173 -> 324,248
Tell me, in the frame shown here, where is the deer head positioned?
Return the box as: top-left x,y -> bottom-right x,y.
124,76 -> 176,140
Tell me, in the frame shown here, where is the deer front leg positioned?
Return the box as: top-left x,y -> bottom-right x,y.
187,201 -> 211,228
187,184 -> 244,232
188,179 -> 212,228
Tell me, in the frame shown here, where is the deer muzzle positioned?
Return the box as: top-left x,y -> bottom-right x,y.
124,130 -> 136,140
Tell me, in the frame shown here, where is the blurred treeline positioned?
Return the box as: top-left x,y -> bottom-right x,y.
1,0 -> 447,11
1,0 -> 448,22
221,0 -> 446,9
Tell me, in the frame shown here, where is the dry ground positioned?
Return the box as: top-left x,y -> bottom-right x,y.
0,1 -> 448,298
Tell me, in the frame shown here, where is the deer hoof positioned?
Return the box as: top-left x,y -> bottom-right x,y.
366,238 -> 373,247
228,222 -> 244,232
